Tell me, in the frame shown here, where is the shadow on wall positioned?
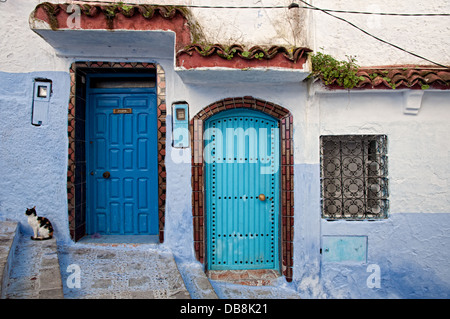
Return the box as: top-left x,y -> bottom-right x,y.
163,115 -> 196,261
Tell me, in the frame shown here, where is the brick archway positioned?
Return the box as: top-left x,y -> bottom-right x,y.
191,97 -> 294,281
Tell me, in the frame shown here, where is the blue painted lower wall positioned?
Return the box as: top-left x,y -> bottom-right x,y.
0,71 -> 71,242
1,71 -> 449,299
293,163 -> 450,298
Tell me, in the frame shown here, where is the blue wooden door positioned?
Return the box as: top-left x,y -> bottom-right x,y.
86,86 -> 158,235
205,109 -> 280,270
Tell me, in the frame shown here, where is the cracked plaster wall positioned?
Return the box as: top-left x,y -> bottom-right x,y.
313,0 -> 450,66
1,0 -> 309,72
2,0 -> 449,72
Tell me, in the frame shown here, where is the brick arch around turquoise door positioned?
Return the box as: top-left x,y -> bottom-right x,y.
191,97 -> 295,281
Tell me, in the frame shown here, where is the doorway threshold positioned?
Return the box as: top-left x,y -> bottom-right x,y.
78,235 -> 159,245
207,269 -> 281,286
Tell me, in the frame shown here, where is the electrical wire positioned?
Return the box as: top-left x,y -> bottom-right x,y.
70,0 -> 288,9
290,2 -> 450,17
297,0 -> 449,68
69,0 -> 450,16
46,0 -> 450,67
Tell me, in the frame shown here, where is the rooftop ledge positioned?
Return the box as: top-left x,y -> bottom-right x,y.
30,3 -> 448,89
175,44 -> 311,83
175,67 -> 310,84
29,2 -> 311,83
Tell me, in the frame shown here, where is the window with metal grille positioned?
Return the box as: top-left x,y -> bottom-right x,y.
320,135 -> 389,220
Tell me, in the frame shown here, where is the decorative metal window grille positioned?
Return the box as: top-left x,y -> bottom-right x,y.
320,135 -> 389,220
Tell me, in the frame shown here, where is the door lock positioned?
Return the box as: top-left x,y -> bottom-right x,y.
103,171 -> 111,179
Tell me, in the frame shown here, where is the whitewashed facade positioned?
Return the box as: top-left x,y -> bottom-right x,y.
0,0 -> 449,298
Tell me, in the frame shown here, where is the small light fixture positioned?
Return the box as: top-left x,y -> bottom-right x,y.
32,79 -> 52,126
176,108 -> 186,121
288,2 -> 299,9
171,101 -> 189,148
37,85 -> 48,98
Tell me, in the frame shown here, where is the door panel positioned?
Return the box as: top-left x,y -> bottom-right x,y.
205,109 -> 280,270
87,92 -> 158,235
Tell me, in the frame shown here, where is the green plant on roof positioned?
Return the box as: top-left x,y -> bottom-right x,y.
309,50 -> 364,89
141,5 -> 155,18
120,4 -> 134,14
241,51 -> 251,58
217,47 -> 236,60
39,2 -> 59,30
199,44 -> 212,56
104,5 -> 117,17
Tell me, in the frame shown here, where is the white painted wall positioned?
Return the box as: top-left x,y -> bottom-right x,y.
318,90 -> 450,214
0,0 -> 66,73
1,0 -> 450,298
1,1 -> 448,217
312,0 -> 450,66
1,0 -> 448,73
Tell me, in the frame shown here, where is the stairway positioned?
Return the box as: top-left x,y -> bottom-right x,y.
0,221 -> 19,298
0,221 -> 64,299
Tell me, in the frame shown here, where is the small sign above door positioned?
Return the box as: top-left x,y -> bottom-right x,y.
113,108 -> 132,114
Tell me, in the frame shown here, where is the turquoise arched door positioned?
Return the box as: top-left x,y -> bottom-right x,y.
205,109 -> 280,270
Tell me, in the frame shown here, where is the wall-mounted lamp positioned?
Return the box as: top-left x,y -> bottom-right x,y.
171,101 -> 189,148
32,79 -> 52,126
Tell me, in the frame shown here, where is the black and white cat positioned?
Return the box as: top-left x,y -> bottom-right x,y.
25,206 -> 54,240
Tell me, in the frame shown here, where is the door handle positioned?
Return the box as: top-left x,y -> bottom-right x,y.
103,171 -> 111,179
258,194 -> 274,202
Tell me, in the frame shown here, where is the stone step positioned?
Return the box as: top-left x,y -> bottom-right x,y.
207,269 -> 281,286
4,231 -> 64,299
0,221 -> 20,298
57,243 -> 192,299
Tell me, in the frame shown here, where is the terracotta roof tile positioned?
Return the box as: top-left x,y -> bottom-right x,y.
35,2 -> 189,24
32,2 -> 194,50
176,45 -> 311,70
323,67 -> 450,90
32,2 -> 312,70
177,44 -> 311,62
356,67 -> 450,89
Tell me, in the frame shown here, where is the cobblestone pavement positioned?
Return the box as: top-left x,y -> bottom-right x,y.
57,243 -> 191,299
2,221 -> 300,299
